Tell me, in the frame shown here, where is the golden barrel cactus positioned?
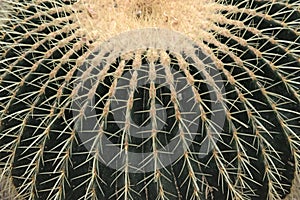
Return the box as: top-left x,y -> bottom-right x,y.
0,0 -> 300,199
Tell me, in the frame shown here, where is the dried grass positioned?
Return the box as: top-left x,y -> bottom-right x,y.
285,175 -> 300,200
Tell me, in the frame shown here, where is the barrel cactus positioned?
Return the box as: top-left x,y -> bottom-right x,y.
0,0 -> 300,199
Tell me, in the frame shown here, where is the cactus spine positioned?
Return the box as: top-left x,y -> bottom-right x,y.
0,0 -> 300,199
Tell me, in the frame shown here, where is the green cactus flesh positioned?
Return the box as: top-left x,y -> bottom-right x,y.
0,0 -> 300,199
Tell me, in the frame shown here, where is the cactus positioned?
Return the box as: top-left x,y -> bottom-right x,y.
0,0 -> 300,199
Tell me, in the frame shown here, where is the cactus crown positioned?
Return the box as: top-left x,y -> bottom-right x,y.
73,0 -> 217,44
0,0 -> 300,200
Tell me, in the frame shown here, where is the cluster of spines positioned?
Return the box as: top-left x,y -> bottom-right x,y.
207,1 -> 300,198
217,0 -> 300,183
0,0 -> 89,199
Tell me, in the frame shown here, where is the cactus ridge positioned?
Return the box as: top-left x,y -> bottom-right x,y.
0,0 -> 300,200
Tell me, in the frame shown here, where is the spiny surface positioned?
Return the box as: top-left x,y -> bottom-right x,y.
0,0 -> 300,200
